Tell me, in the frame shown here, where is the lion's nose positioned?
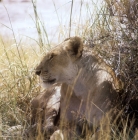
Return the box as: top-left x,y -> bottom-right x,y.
35,70 -> 41,76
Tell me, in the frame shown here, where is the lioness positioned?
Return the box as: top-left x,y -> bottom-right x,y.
35,36 -> 123,139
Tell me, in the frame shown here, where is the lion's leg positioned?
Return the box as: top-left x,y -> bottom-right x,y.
50,130 -> 64,140
50,128 -> 82,140
23,86 -> 61,139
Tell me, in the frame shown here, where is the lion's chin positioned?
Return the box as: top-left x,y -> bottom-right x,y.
41,83 -> 52,89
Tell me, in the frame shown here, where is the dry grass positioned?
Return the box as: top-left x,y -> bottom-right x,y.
88,0 -> 138,106
0,0 -> 138,139
0,37 -> 42,139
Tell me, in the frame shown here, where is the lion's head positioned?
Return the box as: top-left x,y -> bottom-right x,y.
35,37 -> 83,88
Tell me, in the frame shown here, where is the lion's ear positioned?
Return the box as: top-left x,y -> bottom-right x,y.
65,36 -> 83,58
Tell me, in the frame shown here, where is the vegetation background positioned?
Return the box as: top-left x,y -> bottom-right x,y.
0,0 -> 137,139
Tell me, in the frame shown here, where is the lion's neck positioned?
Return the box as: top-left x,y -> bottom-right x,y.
68,49 -> 99,99
76,49 -> 99,84
69,48 -> 116,101
78,48 -> 100,76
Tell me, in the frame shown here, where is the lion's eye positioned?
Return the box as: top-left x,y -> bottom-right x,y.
35,70 -> 41,76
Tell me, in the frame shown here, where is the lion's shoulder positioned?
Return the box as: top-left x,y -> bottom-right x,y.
79,47 -> 124,91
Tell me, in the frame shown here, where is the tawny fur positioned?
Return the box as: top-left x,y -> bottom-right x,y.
35,36 -> 123,139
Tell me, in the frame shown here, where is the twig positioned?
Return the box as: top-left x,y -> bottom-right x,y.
32,0 -> 44,52
69,0 -> 74,37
